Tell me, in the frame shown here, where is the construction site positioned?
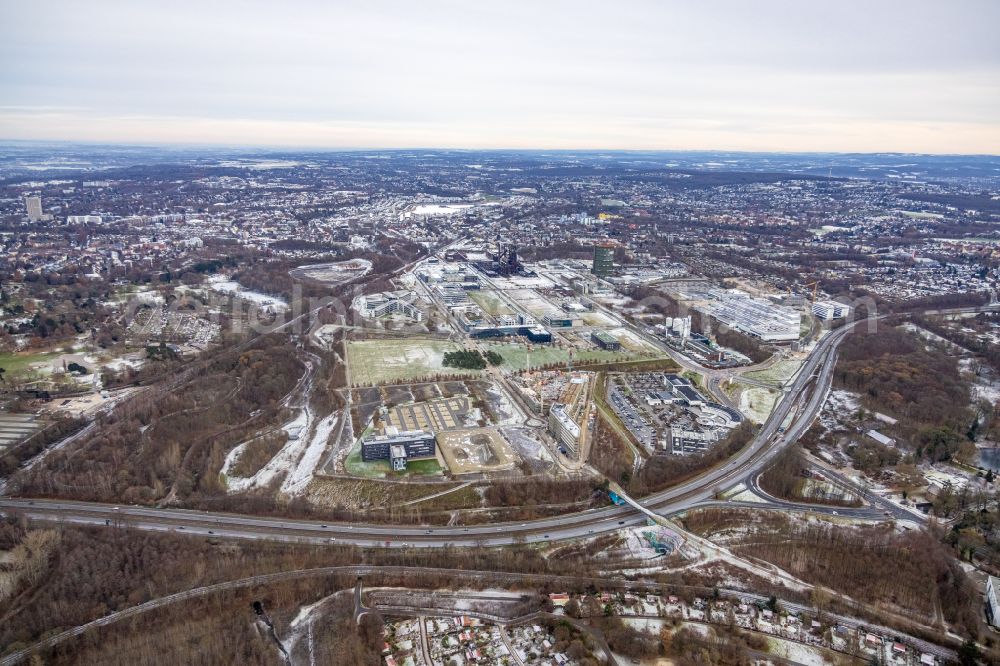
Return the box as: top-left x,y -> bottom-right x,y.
435,427 -> 520,476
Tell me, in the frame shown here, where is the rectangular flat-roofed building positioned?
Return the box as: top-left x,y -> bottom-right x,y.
548,403 -> 581,455
812,300 -> 852,320
987,576 -> 1000,627
591,331 -> 621,351
361,430 -> 436,463
704,289 -> 801,342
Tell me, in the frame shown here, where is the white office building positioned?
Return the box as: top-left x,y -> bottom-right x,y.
25,195 -> 43,221
548,403 -> 581,455
354,290 -> 424,321
812,300 -> 852,320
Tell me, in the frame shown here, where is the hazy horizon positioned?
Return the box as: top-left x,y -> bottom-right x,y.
2,1 -> 999,154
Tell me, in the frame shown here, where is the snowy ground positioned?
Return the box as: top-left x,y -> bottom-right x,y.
501,426 -> 553,473
960,357 -> 1000,403
284,591 -> 346,664
207,275 -> 288,312
766,636 -> 831,666
482,381 -> 526,426
222,353 -> 338,496
282,412 -> 339,494
818,390 -> 861,431
223,408 -> 312,493
724,483 -> 770,504
739,387 -> 779,425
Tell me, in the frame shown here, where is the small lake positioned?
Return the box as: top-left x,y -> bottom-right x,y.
976,448 -> 1000,472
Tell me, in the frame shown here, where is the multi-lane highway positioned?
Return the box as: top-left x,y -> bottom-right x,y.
0,316 -> 860,547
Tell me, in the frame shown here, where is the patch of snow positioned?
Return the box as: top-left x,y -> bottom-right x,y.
225,408 -> 311,493
207,275 -> 288,312
282,412 -> 339,494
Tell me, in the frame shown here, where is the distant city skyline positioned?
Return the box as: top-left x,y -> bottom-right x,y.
2,1 -> 999,154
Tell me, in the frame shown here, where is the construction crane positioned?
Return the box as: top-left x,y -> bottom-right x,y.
803,281 -> 820,302
788,281 -> 821,302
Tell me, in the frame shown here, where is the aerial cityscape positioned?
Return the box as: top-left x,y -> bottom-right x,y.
1,2 -> 1000,666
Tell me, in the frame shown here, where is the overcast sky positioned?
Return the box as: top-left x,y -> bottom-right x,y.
1,1 -> 998,153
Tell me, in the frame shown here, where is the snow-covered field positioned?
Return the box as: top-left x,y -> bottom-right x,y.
223,408 -> 311,493
960,357 -> 1000,403
282,412 -> 339,494
766,636 -> 831,666
222,353 -> 337,496
739,387 -> 779,424
207,275 -> 288,312
408,203 -> 473,216
818,389 -> 861,431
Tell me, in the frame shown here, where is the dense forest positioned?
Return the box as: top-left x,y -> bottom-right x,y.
835,325 -> 975,461
11,334 -> 304,504
685,509 -> 980,640
0,518 -> 618,661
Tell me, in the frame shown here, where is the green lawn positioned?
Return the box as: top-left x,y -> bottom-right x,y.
467,290 -> 514,316
345,445 -> 391,477
0,351 -> 60,380
346,339 -> 480,385
744,359 -> 803,386
344,442 -> 444,478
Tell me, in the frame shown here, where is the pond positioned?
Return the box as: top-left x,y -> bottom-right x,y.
976,447 -> 1000,472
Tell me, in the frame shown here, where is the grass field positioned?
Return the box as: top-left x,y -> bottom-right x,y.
346,339 -> 480,385
483,342 -> 637,371
580,311 -> 618,327
744,359 -> 803,387
467,290 -> 514,316
0,351 -> 59,380
740,387 -> 780,424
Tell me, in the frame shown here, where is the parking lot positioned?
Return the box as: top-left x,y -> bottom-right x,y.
0,412 -> 43,451
383,396 -> 480,432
